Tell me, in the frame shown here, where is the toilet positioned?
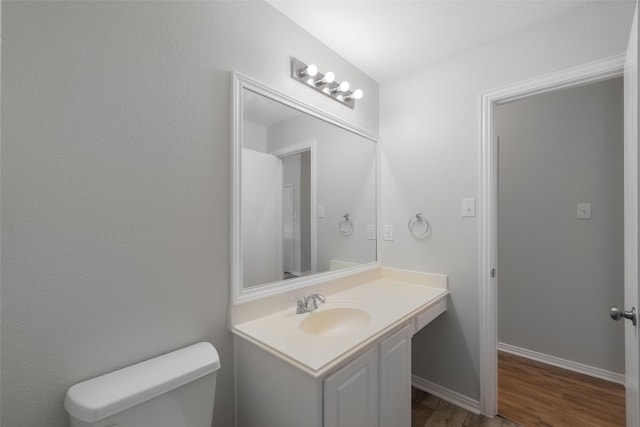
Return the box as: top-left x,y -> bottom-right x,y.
64,342 -> 220,427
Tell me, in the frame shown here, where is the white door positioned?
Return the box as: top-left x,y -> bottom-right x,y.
241,149 -> 283,286
622,4 -> 640,425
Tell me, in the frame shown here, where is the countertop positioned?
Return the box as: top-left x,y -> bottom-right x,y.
232,268 -> 449,377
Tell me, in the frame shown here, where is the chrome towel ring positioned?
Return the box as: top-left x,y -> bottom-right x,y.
408,213 -> 431,239
339,213 -> 353,236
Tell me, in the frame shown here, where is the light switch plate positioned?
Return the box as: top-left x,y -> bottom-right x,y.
462,198 -> 476,217
383,225 -> 393,241
577,203 -> 591,219
367,225 -> 376,240
316,205 -> 325,218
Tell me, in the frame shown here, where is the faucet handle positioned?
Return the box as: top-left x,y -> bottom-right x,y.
305,292 -> 326,312
311,292 -> 326,303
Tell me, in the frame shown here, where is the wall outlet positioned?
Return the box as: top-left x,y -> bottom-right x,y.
383,225 -> 394,241
367,225 -> 376,240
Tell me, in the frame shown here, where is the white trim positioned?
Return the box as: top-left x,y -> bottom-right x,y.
412,374 -> 481,415
623,8 -> 640,426
481,54 -> 625,105
231,72 -> 379,306
232,336 -> 238,427
498,342 -> 625,385
479,54 -> 625,416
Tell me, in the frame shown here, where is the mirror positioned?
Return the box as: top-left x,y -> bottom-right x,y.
232,74 -> 377,303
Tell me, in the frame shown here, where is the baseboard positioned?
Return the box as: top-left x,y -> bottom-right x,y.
498,342 -> 625,384
412,375 -> 481,415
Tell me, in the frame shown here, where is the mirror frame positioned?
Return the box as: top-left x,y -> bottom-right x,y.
231,72 -> 379,304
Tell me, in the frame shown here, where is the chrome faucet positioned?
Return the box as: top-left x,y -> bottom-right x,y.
291,292 -> 326,314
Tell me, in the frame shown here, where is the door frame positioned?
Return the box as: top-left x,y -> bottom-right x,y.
479,54 -> 627,416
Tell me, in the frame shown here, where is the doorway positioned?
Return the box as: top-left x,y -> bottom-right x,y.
273,141 -> 317,278
280,149 -> 312,279
478,54 -> 633,418
494,77 -> 625,425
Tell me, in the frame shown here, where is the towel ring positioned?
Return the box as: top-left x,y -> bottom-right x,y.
339,213 -> 353,236
408,213 -> 431,239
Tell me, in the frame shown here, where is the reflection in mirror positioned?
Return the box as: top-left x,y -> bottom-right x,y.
233,75 -> 377,301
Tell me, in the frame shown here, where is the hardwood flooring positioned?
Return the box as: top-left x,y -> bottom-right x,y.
412,387 -> 518,427
498,351 -> 625,427
412,351 -> 625,427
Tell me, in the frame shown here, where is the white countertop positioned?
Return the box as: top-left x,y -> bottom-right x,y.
232,269 -> 448,377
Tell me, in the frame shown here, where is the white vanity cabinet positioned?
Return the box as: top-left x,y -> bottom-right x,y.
323,347 -> 378,427
322,322 -> 414,427
232,268 -> 449,427
235,321 -> 415,427
378,322 -> 413,427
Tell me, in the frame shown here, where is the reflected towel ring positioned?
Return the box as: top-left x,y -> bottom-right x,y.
408,213 -> 431,239
339,213 -> 353,236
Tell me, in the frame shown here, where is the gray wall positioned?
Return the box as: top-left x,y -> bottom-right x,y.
496,77 -> 624,374
300,151 -> 312,272
1,1 -> 378,426
379,2 -> 634,402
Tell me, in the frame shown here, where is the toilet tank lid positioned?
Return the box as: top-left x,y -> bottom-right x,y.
64,342 -> 220,423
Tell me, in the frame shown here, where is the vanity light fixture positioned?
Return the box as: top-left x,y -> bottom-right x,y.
291,57 -> 364,109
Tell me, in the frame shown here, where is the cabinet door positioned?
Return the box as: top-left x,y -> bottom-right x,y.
324,347 -> 378,427
379,323 -> 413,427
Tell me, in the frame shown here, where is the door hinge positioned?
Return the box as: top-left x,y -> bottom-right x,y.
491,268 -> 496,278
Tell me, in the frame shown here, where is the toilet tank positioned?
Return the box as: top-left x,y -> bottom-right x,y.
65,342 -> 220,427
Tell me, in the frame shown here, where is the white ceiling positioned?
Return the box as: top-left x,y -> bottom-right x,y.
268,0 -> 627,83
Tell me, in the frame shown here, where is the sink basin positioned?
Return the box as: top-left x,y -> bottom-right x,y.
299,307 -> 371,337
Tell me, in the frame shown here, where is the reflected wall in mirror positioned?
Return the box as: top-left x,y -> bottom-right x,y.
232,74 -> 377,302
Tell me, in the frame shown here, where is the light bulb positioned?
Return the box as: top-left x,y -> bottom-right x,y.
351,89 -> 363,100
331,81 -> 350,94
301,63 -> 318,77
344,89 -> 364,101
324,71 -> 335,84
314,71 -> 335,87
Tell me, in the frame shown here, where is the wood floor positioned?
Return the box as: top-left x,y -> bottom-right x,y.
412,352 -> 625,427
412,387 -> 518,427
498,351 -> 625,427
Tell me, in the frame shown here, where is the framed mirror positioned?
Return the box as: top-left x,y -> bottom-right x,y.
231,73 -> 378,304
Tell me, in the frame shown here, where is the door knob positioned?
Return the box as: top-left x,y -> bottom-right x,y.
610,306 -> 636,326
